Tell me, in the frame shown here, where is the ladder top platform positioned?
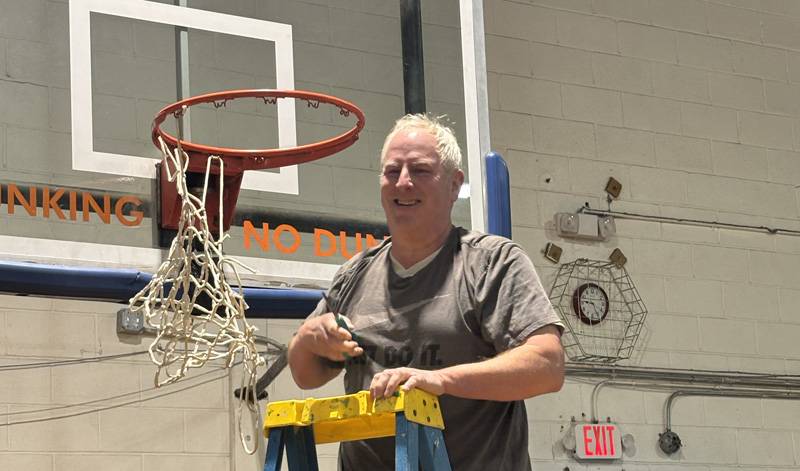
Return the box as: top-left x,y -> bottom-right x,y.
264,389 -> 445,444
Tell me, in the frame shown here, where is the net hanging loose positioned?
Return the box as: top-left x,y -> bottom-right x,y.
129,133 -> 264,453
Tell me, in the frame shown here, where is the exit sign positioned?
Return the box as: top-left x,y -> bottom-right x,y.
575,423 -> 622,459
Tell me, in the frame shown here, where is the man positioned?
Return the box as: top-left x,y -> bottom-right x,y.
288,114 -> 564,470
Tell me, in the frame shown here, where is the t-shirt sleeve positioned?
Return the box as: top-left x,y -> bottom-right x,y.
473,242 -> 564,352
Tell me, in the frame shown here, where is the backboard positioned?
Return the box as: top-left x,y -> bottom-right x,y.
0,0 -> 489,288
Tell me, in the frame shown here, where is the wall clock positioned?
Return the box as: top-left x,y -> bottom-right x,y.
572,282 -> 609,325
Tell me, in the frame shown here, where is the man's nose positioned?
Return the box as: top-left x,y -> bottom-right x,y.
396,166 -> 413,187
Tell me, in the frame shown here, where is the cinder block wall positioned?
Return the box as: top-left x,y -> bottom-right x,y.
484,0 -> 800,469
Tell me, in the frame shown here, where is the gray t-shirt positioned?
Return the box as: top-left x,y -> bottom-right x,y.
310,227 -> 563,471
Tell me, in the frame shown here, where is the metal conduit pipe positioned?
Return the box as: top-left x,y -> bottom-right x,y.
568,363 -> 800,390
664,388 -> 800,431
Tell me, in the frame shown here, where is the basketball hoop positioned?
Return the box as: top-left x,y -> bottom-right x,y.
130,89 -> 365,454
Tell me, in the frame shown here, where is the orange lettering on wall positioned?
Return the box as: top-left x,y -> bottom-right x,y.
314,228 -> 337,257
8,184 -> 37,216
339,231 -> 363,260
243,220 -> 269,251
69,191 -> 77,221
43,186 -> 65,219
115,196 -> 143,226
82,192 -> 111,223
274,224 -> 301,254
365,233 -> 385,248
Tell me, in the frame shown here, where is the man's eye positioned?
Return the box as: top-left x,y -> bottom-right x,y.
383,169 -> 400,177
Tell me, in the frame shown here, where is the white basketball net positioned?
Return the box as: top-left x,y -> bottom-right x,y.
129,134 -> 264,454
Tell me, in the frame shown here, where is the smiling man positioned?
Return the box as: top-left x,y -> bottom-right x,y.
287,114 -> 565,470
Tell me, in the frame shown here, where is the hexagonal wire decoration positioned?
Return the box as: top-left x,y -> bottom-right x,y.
549,258 -> 647,363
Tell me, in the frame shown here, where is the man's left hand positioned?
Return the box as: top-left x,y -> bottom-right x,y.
369,367 -> 447,399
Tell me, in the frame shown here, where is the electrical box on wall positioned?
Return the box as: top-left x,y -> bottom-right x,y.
555,212 -> 616,241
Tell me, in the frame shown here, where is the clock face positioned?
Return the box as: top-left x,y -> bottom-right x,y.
572,282 -> 609,325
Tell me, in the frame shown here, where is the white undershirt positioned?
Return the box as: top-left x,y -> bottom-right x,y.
390,246 -> 443,278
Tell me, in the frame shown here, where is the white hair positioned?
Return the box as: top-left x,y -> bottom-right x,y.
380,114 -> 463,174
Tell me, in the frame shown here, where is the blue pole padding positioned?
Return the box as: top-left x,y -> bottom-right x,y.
0,260 -> 322,319
485,151 -> 512,239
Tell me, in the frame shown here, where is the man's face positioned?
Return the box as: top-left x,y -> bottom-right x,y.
380,128 -> 464,239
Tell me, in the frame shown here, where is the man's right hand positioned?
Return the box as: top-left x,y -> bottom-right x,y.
294,313 -> 363,362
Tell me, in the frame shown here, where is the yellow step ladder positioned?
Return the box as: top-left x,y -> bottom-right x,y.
263,388 -> 452,471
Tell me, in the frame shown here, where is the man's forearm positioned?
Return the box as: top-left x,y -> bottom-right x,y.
287,335 -> 341,389
438,331 -> 564,401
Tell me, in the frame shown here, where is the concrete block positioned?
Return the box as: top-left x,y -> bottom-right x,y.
665,278 -> 723,316
184,410 -> 229,453
680,102 -> 738,142
655,133 -> 713,172
633,275 -> 666,314
54,454 -> 140,471
593,387 -> 647,423
530,0 -> 592,12
92,94 -> 138,142
649,0 -> 709,33
763,398 -> 800,429
593,54 -> 653,95
556,11 -> 618,53
568,158 -> 631,199
505,150 -> 571,192
723,282 -> 780,321
498,76 -> 562,118
645,313 -> 700,350
421,0 -> 459,27
51,362 -> 141,405
708,72 -> 763,111
329,9 -> 399,56
9,405 -> 99,451
692,245 -> 749,282
6,39 -> 69,88
277,1 -> 332,46
703,396 -> 763,428
732,42 -> 788,82
426,63 -> 464,105
752,250 -> 800,287
618,22 -> 677,63
621,93 -> 682,133
757,322 -> 800,357
653,63 -> 709,103
562,85 -> 622,125
0,359 -> 51,404
726,355 -> 789,374
687,173 -> 797,218
142,455 -> 229,471
789,51 -> 800,83
0,81 -> 49,130
531,43 -> 593,85
490,2 -> 557,43
676,32 -> 733,72
89,11 -> 133,55
131,18 -> 175,63
333,167 -> 380,210
488,35 -> 532,77
139,366 -> 227,409
99,407 -> 184,452
699,317 -> 757,354
703,397 -> 763,429
592,0 -> 650,22
629,166 -> 687,205
669,426 -> 739,465
669,351 -> 730,370
527,420 -> 553,460
6,310 -> 96,357
759,0 -> 800,16
93,51 -> 177,102
532,116 -> 595,158
510,187 -> 541,228
489,110 -> 533,151
766,80 -> 800,116
712,141 -> 768,181
632,239 -> 691,276
762,14 -> 800,50
644,391 -> 704,426
767,149 -> 800,185
422,24 -> 462,68
739,111 -> 793,150
707,2 -> 764,43
525,382 -> 580,422
596,125 -> 655,166
779,288 -> 800,324
0,454 -> 52,471
737,430 -> 796,466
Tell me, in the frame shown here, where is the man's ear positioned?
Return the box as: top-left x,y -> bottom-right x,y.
450,170 -> 465,202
